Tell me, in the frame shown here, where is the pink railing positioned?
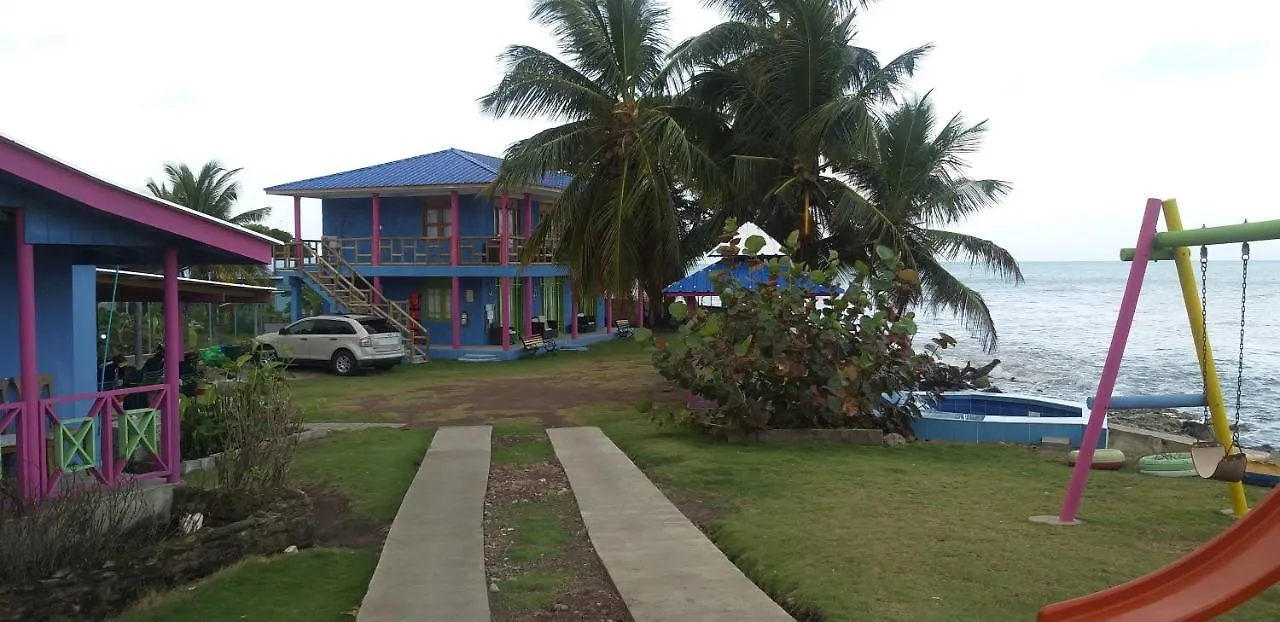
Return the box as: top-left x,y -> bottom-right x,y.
37,385 -> 171,495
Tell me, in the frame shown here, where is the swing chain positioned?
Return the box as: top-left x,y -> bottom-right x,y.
1199,245 -> 1211,425
1234,241 -> 1249,448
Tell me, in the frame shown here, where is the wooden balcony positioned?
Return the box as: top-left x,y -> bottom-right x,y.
273,236 -> 558,268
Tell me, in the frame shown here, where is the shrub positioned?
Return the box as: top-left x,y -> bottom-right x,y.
181,394 -> 231,460
0,480 -> 168,584
209,356 -> 300,511
639,226 -> 945,436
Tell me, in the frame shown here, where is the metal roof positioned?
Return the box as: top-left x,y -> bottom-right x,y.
0,132 -> 282,249
264,148 -> 572,194
663,257 -> 842,297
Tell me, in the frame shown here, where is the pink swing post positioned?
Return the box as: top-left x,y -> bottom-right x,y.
1048,198 -> 1163,525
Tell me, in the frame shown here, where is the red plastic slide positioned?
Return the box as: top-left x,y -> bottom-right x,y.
1039,487 -> 1280,622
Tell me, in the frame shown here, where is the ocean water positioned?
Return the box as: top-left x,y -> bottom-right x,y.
915,261 -> 1280,446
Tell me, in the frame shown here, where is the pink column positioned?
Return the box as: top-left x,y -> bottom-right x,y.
499,194 -> 510,266
371,192 -> 382,304
571,295 -> 579,340
450,191 -> 460,267
292,195 -> 303,267
501,277 -> 512,352
524,277 -> 533,336
14,209 -> 41,501
1056,198 -> 1163,524
605,295 -> 613,334
451,276 -> 461,349
163,247 -> 183,484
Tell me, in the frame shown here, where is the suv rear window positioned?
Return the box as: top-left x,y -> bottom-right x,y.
358,318 -> 397,335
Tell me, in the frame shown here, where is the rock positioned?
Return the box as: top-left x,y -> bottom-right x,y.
882,433 -> 907,448
489,583 -> 500,593
283,545 -> 298,554
553,603 -> 569,612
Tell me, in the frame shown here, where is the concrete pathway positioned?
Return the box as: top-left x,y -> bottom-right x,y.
548,426 -> 795,622
357,426 -> 492,622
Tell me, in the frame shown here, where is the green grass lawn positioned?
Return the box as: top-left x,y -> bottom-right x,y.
587,410 -> 1280,622
117,428 -> 432,621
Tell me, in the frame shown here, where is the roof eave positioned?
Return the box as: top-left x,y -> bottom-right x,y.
264,183 -> 565,201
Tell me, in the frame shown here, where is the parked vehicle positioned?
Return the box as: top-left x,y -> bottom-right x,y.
254,314 -> 404,375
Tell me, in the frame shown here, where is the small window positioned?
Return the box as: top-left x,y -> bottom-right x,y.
358,317 -> 397,335
422,198 -> 452,239
422,280 -> 452,321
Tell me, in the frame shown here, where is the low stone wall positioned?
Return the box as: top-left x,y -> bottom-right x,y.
0,489 -> 315,622
726,428 -> 885,445
1107,424 -> 1195,458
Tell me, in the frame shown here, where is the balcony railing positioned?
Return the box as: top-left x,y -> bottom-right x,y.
274,236 -> 559,268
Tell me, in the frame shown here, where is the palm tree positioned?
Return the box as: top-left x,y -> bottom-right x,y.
146,161 -> 273,283
480,0 -> 723,308
843,94 -> 1022,352
666,0 -> 929,263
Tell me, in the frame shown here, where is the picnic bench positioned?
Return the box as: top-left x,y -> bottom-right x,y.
521,334 -> 559,355
614,319 -> 635,339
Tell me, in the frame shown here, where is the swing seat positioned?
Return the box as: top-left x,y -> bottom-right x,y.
1190,441 -> 1248,483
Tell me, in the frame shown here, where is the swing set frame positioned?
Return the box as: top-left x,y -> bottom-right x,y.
1054,198 -> 1280,524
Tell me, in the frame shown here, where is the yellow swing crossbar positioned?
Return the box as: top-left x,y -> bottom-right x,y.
1162,199 -> 1250,518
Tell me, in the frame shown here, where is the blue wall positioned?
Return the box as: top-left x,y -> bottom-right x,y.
321,193 -> 544,240
0,233 -> 98,406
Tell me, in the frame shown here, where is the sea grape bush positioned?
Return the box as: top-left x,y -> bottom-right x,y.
637,225 -> 947,435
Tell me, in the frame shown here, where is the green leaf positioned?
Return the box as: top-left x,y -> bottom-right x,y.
785,230 -> 800,248
875,245 -> 896,261
633,327 -> 654,343
669,301 -> 688,321
734,335 -> 754,357
810,269 -> 827,284
743,235 -> 767,255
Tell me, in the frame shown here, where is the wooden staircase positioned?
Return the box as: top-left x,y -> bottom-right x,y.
292,243 -> 430,363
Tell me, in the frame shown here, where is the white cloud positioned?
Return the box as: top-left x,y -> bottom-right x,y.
2,0 -> 1276,260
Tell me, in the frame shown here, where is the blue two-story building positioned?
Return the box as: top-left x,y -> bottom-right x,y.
265,148 -> 615,361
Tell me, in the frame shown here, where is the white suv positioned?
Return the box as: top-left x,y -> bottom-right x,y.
255,314 -> 405,375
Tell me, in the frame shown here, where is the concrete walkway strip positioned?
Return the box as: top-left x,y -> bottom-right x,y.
357,425 -> 492,622
548,426 -> 795,622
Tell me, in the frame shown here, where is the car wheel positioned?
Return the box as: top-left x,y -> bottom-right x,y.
331,349 -> 357,376
256,346 -> 279,364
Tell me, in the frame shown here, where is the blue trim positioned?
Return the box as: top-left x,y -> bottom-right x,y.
285,264 -> 570,279
290,277 -> 303,322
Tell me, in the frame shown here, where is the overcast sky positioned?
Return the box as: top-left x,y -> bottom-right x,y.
3,0 -> 1277,260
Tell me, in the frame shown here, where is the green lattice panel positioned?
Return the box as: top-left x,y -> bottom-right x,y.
118,408 -> 160,459
54,417 -> 97,473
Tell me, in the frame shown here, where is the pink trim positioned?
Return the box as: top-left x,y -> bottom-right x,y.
451,276 -> 461,349
450,191 -> 460,267
163,248 -> 182,484
571,295 -> 579,339
15,209 -> 41,501
0,138 -> 272,263
501,276 -> 511,352
39,385 -> 170,493
500,194 -> 510,266
524,277 -> 533,336
293,196 -> 303,267
1058,198 -> 1163,523
373,276 -> 383,305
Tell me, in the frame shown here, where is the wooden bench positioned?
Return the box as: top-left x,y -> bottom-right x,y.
520,334 -> 559,355
614,319 -> 635,339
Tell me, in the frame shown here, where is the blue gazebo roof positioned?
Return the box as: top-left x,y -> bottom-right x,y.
264,148 -> 572,194
663,256 -> 842,297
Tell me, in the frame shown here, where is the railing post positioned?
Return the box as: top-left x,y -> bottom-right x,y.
500,193 -> 510,266
14,209 -> 42,501
292,196 -> 302,268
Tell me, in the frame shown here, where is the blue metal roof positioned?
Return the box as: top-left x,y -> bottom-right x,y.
664,257 -> 842,296
264,148 -> 572,193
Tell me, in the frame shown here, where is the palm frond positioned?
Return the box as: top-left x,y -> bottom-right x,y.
915,253 -> 1001,353
923,229 -> 1023,283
